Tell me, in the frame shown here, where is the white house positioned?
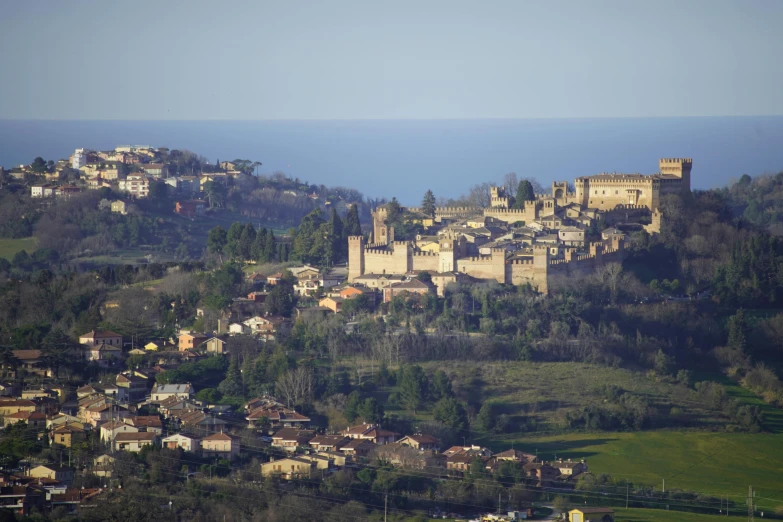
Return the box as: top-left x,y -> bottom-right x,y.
151,383 -> 194,402
99,420 -> 139,442
162,433 -> 201,454
228,323 -> 249,335
115,432 -> 157,452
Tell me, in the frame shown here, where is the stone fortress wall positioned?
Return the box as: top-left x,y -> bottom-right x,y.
351,158 -> 690,293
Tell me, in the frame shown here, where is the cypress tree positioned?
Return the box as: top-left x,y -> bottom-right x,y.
344,204 -> 362,237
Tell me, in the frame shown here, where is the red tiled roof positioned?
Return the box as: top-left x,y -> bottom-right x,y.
115,432 -> 156,442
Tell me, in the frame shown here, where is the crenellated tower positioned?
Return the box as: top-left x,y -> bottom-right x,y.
659,158 -> 692,194
348,236 -> 365,282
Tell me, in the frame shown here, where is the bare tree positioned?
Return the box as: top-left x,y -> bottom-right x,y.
503,173 -> 519,198
466,183 -> 492,209
275,367 -> 314,408
597,262 -> 627,304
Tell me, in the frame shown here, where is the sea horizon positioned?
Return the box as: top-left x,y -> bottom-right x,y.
3,116 -> 783,204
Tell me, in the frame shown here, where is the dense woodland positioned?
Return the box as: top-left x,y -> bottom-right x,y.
2,170 -> 783,520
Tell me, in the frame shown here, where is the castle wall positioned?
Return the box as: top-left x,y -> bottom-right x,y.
484,205 -> 538,225
411,251 -> 440,272
363,242 -> 411,276
455,250 -> 506,283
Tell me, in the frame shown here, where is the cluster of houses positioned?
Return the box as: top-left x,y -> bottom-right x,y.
242,397 -> 589,487
18,146 -> 355,224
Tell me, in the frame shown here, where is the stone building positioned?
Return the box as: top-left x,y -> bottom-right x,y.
348,158 -> 691,293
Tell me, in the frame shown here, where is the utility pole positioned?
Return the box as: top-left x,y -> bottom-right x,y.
748,486 -> 754,522
384,494 -> 387,522
626,480 -> 629,508
498,491 -> 501,514
662,478 -> 665,493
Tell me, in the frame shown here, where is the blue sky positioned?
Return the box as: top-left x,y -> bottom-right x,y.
1,0 -> 782,119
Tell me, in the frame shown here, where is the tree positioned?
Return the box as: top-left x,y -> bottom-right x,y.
503,173 -> 519,198
276,367 -> 314,408
207,226 -> 228,262
385,198 -> 403,224
218,356 -> 243,396
430,370 -> 453,400
30,157 -> 47,174
399,365 -> 427,413
328,207 -> 344,264
345,391 -> 363,423
40,328 -> 74,379
204,180 -> 226,208
225,222 -> 244,259
432,397 -> 468,432
265,283 -> 295,316
466,183 -> 491,208
513,180 -> 535,208
344,204 -> 362,237
358,397 -> 384,424
474,402 -> 498,432
421,189 -> 436,217
148,181 -> 167,201
292,209 -> 326,264
238,223 -> 257,261
727,309 -> 748,354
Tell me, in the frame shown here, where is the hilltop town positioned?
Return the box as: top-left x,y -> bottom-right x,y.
349,158 -> 689,294
1,146 -> 783,521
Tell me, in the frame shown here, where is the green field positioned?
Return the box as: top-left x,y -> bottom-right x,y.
0,237 -> 37,260
495,431 -> 783,511
70,248 -> 177,265
415,361 -> 732,431
389,361 -> 783,512
612,507 -> 748,521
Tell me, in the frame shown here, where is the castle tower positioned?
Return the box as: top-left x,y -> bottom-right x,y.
439,239 -> 456,272
532,245 -> 550,294
552,181 -> 567,200
348,236 -> 365,282
371,207 -> 390,245
490,186 -> 510,209
659,158 -> 692,194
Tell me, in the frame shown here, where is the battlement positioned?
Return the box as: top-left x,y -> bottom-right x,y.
365,250 -> 394,257
348,236 -> 365,242
461,255 -> 495,263
434,206 -> 480,213
485,208 -> 528,215
660,158 -> 692,164
411,251 -> 438,257
508,258 -> 534,265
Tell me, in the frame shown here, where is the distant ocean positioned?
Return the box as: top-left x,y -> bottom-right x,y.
2,117 -> 783,205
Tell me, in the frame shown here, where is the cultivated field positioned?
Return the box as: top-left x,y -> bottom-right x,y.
0,237 -> 37,260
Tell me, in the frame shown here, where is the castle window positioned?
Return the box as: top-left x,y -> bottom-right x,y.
615,190 -> 618,195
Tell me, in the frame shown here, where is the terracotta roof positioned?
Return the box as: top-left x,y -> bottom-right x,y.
12,350 -> 42,360
126,416 -> 162,428
115,432 -> 156,442
400,434 -> 439,445
272,428 -> 315,443
80,329 -> 121,339
6,411 -> 45,420
202,432 -> 237,441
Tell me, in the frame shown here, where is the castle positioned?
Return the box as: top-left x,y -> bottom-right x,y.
349,158 -> 691,293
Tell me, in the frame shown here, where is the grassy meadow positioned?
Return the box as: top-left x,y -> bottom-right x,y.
342,359 -> 783,512
0,237 -> 37,260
